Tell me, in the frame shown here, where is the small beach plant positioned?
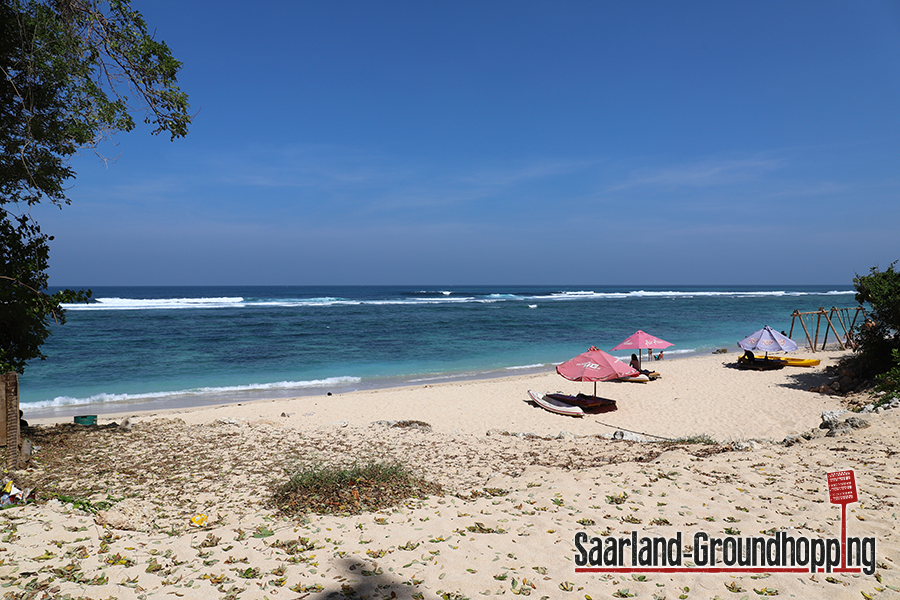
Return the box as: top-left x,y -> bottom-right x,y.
669,434 -> 717,445
272,461 -> 442,516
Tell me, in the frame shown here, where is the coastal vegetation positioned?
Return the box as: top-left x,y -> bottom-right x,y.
0,0 -> 191,374
852,262 -> 900,404
272,462 -> 442,516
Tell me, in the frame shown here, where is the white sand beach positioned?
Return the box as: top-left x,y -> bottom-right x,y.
4,349 -> 897,599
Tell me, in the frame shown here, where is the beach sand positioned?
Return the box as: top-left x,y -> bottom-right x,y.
4,350 -> 898,599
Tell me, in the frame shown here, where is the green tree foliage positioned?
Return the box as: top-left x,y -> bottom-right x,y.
873,349 -> 900,403
0,213 -> 91,373
853,261 -> 900,377
1,0 -> 191,373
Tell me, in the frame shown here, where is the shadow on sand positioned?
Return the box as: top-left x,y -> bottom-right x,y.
304,556 -> 435,599
778,368 -> 837,392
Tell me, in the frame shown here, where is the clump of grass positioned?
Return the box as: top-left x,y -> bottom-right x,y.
393,420 -> 432,430
272,461 -> 442,516
662,434 -> 717,445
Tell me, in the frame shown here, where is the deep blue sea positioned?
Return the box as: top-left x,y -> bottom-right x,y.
20,285 -> 858,417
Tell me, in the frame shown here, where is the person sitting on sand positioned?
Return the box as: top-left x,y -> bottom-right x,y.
630,353 -> 654,375
741,350 -> 755,363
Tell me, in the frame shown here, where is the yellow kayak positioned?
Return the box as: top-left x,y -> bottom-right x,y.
753,354 -> 820,367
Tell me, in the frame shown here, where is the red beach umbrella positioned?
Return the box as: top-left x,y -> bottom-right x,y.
556,347 -> 640,398
611,330 -> 673,368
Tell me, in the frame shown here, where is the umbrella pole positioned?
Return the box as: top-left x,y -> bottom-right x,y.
593,381 -> 597,399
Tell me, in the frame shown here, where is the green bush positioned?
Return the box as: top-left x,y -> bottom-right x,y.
272,461 -> 441,516
853,261 -> 900,376
872,348 -> 900,407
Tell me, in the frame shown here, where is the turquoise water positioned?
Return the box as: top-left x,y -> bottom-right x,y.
20,285 -> 857,417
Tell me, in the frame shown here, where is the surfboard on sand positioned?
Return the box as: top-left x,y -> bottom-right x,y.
753,354 -> 820,367
527,390 -> 584,417
617,373 -> 651,382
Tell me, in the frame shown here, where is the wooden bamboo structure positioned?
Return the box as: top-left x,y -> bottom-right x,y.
788,306 -> 866,352
1,373 -> 19,469
827,306 -> 866,348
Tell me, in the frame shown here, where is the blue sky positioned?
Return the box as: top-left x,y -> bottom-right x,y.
39,1 -> 900,286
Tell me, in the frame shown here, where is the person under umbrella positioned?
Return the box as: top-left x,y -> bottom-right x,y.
737,325 -> 797,370
557,346 -> 640,398
738,325 -> 798,359
612,330 -> 673,370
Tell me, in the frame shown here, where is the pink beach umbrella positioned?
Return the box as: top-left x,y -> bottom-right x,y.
611,330 -> 673,368
556,347 -> 640,398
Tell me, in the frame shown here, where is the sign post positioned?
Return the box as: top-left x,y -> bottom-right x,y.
827,470 -> 858,569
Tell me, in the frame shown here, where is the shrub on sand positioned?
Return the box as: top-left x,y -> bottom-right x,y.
853,261 -> 900,376
272,461 -> 442,516
662,434 -> 717,445
872,348 -> 900,407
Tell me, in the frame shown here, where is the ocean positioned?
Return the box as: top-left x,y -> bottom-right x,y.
20,285 -> 858,417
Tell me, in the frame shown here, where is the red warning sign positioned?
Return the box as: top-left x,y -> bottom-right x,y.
827,470 -> 858,505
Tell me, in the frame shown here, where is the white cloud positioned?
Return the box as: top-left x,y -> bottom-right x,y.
607,155 -> 784,192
